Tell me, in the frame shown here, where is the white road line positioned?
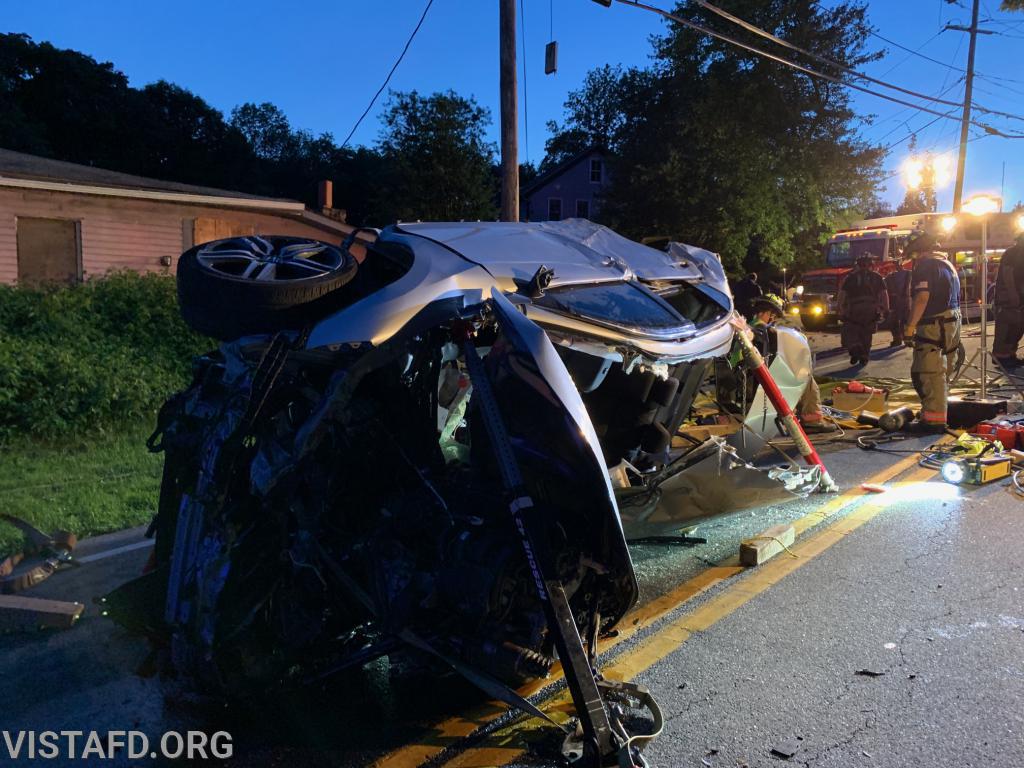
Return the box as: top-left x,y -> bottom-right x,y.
75,538 -> 154,564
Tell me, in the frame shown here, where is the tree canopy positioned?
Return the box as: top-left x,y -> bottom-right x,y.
0,33 -> 498,227
374,91 -> 497,222
545,1 -> 885,274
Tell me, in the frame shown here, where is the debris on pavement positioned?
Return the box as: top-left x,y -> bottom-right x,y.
0,594 -> 84,632
739,523 -> 797,566
770,736 -> 804,758
854,669 -> 886,677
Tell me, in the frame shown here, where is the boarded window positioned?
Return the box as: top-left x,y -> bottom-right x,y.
193,217 -> 256,245
17,217 -> 79,285
548,198 -> 562,221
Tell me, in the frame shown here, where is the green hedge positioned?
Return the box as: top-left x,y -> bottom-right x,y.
0,272 -> 211,442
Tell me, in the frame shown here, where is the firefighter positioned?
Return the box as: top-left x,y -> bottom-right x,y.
744,294 -> 836,434
733,272 -> 763,319
884,257 -> 913,347
992,231 -> 1024,368
904,233 -> 961,434
838,256 -> 889,366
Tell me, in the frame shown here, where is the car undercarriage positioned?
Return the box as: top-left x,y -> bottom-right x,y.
108,222 -> 828,767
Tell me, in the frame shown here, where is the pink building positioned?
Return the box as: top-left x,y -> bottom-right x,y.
0,149 -> 353,285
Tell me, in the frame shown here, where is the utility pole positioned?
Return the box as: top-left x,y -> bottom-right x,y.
947,0 -> 993,213
499,0 -> 519,221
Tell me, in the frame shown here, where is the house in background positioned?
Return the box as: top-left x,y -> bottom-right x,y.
0,148 -> 354,285
521,147 -> 609,222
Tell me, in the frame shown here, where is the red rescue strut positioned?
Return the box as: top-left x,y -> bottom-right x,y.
730,316 -> 838,493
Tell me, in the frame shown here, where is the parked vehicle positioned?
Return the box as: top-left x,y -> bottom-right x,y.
109,221 -> 821,766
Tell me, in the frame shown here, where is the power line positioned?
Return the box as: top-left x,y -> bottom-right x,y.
612,0 -> 1024,138
877,29 -> 945,79
688,0 -> 1024,124
687,0 -> 966,109
976,75 -> 1024,97
873,77 -> 965,143
872,27 -> 1024,85
883,109 -> 958,152
340,0 -> 435,149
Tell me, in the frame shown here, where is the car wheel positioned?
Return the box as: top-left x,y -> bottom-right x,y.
177,236 -> 358,340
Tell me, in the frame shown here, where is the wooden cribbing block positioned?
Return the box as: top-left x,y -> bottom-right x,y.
0,594 -> 84,632
740,523 -> 796,567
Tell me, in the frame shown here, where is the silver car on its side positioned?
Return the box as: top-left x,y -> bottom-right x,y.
110,220 -> 821,767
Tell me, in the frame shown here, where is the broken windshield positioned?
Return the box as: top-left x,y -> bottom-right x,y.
535,281 -> 691,333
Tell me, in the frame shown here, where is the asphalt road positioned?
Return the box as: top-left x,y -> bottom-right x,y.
803,318 -> 1016,387
3,432 -> 1022,768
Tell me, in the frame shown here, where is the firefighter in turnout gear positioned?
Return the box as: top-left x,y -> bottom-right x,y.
729,294 -> 835,434
904,233 -> 961,434
992,231 -> 1024,367
838,256 -> 888,366
884,258 -> 913,347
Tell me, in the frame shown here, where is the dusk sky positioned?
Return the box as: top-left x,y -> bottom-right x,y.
4,0 -> 1023,210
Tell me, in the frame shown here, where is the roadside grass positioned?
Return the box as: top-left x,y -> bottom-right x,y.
0,422 -> 161,557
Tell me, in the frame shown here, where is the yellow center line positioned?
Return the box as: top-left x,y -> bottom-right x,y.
373,450 -> 926,768
442,464 -> 939,768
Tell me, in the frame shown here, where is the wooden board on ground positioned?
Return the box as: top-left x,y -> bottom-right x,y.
674,423 -> 740,446
0,594 -> 84,632
740,523 -> 796,567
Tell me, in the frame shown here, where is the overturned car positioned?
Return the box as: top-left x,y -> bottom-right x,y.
113,221 -> 824,766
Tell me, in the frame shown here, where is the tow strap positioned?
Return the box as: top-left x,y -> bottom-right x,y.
0,513 -> 77,594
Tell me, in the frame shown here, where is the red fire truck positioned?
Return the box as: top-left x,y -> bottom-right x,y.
791,211 -> 1022,331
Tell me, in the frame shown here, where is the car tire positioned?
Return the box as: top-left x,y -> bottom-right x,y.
177,236 -> 358,340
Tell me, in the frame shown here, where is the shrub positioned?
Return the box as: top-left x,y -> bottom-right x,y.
0,272 -> 210,442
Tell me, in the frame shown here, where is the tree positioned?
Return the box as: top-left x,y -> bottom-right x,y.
230,103 -> 297,162
541,65 -> 648,171
0,34 -> 259,189
1000,1 -> 1023,10
136,81 -> 256,190
896,189 -> 933,215
0,33 -> 143,170
374,90 -> 497,222
0,34 -> 506,228
546,1 -> 884,274
864,200 -> 896,218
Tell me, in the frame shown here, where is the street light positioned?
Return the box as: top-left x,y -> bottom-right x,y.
962,194 -> 1000,217
902,153 -> 954,192
963,193 -> 1002,398
940,215 -> 958,234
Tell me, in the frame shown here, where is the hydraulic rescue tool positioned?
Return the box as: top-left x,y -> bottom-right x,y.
730,315 -> 838,492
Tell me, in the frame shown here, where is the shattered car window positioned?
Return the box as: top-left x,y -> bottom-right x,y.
535,281 -> 689,331
653,282 -> 729,327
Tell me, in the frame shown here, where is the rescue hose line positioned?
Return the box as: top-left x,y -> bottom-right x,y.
731,315 -> 839,493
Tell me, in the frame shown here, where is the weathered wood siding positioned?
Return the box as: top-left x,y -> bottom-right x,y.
0,187 -> 341,284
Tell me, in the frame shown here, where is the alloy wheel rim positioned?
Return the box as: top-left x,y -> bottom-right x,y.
196,236 -> 344,282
